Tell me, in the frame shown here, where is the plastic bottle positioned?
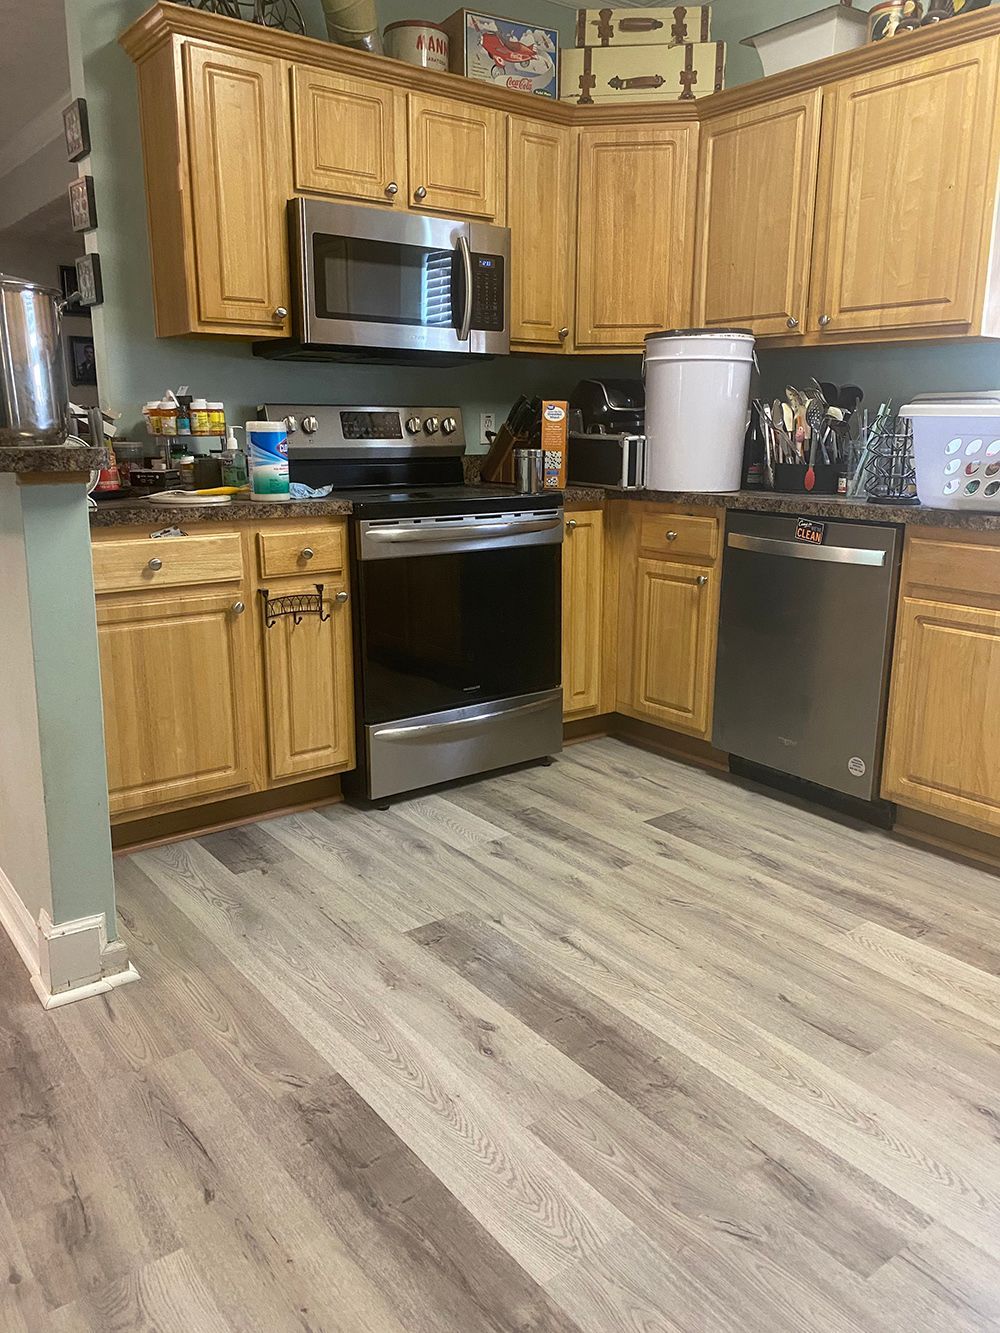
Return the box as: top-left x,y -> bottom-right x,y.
178,454 -> 196,490
176,396 -> 192,435
159,397 -> 177,435
143,401 -> 161,435
221,427 -> 248,487
208,401 -> 226,435
190,398 -> 211,435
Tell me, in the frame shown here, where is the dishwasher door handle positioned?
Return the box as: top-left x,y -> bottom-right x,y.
727,532 -> 887,567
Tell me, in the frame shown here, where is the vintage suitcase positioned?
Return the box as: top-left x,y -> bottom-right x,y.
575,6 -> 712,48
441,8 -> 558,98
560,41 -> 725,103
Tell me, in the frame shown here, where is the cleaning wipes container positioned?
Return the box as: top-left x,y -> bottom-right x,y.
644,328 -> 755,492
247,420 -> 290,500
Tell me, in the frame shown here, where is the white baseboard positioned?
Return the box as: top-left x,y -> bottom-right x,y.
0,865 -> 41,978
31,963 -> 140,1010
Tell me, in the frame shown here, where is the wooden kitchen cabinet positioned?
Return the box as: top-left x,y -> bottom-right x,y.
628,557 -> 717,737
811,39 -> 1000,338
97,588 -> 258,817
259,579 -> 355,782
406,92 -> 505,220
507,117 -> 575,349
694,90 -> 822,338
575,124 -> 697,349
291,65 -> 404,205
562,509 -> 604,718
183,43 -> 292,334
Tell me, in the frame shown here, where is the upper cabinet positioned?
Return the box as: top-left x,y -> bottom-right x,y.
694,90 -> 822,338
811,39 -> 1000,338
183,44 -> 292,335
406,93 -> 505,221
575,124 -> 697,350
291,67 -> 405,205
507,117 -> 575,349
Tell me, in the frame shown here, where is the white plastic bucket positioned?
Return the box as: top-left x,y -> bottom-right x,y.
644,328 -> 755,493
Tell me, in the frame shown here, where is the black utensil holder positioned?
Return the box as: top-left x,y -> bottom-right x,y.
772,462 -> 840,495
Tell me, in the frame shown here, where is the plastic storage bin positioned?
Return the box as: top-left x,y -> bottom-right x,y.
644,327 -> 755,493
902,394 -> 1000,510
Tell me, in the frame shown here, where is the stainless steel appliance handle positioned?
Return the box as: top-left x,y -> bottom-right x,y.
377,694 -> 556,740
456,233 -> 473,342
727,532 -> 887,567
368,517 -> 562,544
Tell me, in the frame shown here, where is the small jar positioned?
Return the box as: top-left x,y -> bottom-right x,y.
190,398 -> 212,435
143,401 -> 162,435
208,402 -> 226,435
159,398 -> 177,435
178,455 -> 196,490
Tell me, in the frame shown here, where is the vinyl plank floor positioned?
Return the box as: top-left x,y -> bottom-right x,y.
5,738 -> 1000,1330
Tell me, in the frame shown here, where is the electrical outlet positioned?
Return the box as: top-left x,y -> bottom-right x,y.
480,412 -> 496,445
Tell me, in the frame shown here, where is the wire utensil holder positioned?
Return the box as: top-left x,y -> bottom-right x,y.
259,584 -> 330,628
863,414 -> 919,505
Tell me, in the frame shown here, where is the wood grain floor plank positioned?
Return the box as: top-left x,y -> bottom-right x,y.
45,1249 -> 232,1333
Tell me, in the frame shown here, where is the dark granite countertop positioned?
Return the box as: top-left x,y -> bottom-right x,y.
89,495 -> 354,527
1,444 -> 108,474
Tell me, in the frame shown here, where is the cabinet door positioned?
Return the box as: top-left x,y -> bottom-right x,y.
98,591 -> 256,816
507,117 -> 575,349
407,93 -> 504,220
562,510 -> 604,718
291,66 -> 404,205
695,91 -> 822,338
631,557 -> 716,737
184,43 -> 291,333
812,40 -> 1000,336
883,596 -> 1000,833
261,581 -> 355,782
575,124 -> 697,348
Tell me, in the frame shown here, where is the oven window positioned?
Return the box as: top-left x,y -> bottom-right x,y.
313,235 -> 455,328
358,545 -> 561,724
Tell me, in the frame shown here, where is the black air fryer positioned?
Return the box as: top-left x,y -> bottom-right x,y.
569,379 -> 645,435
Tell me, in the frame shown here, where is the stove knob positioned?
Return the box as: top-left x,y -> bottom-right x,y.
441,416 -> 457,435
405,416 -> 422,434
283,415 -> 298,434
301,416 -> 319,434
424,417 -> 440,434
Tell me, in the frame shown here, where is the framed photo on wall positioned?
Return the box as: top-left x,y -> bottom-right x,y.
69,335 -> 98,386
68,176 -> 98,233
75,254 -> 103,308
59,265 -> 88,317
63,98 -> 91,162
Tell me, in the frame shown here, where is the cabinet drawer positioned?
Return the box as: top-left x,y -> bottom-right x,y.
92,534 -> 243,594
638,511 -> 719,561
257,526 -> 347,579
904,531 -> 1000,601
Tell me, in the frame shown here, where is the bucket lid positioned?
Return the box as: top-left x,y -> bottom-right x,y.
644,327 -> 754,341
902,399 -> 1000,417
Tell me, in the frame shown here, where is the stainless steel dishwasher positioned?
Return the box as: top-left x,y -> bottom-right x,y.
713,511 -> 902,802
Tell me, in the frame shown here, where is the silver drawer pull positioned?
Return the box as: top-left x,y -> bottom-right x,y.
301,547 -> 315,560
148,557 -> 162,571
566,519 -> 578,530
231,600 -> 245,614
335,590 -> 348,603
695,574 -> 708,587
666,530 -> 678,541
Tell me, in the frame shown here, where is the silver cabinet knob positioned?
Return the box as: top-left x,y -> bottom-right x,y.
818,314 -> 832,327
666,530 -> 678,541
414,185 -> 427,201
695,575 -> 708,587
301,415 -> 319,434
273,306 -> 288,320
385,181 -> 399,196
566,518 -> 578,530
148,557 -> 162,571
232,600 -> 245,614
441,416 -> 457,434
335,590 -> 349,603
301,547 -> 315,561
405,416 -> 421,434
424,416 -> 440,434
558,326 -> 569,340
786,316 -> 799,329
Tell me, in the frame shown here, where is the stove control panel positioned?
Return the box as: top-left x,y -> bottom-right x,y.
261,405 -> 466,454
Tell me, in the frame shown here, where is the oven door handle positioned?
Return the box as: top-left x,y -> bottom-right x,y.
366,517 -> 562,544
376,694 -> 557,741
456,233 -> 473,342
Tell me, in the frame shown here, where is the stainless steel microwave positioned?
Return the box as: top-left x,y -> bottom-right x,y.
254,198 -> 510,365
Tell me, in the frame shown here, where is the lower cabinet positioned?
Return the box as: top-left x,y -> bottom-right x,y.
260,579 -> 355,781
98,589 -> 257,817
630,557 -> 717,737
562,508 -> 604,718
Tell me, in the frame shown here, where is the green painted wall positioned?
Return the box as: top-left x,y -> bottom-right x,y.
711,0 -> 877,87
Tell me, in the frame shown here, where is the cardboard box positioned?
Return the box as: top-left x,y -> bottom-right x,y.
575,6 -> 711,48
441,9 -> 558,98
540,400 -> 567,489
560,41 -> 725,104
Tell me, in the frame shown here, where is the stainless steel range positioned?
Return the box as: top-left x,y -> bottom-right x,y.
263,403 -> 564,802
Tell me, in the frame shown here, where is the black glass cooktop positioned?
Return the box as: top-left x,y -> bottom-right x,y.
345,485 -> 563,521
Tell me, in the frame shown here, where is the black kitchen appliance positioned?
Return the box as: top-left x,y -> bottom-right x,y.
566,378 -> 646,488
262,402 -> 563,802
569,379 -> 645,435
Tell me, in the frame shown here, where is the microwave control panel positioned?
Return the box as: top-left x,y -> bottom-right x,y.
471,255 -> 505,332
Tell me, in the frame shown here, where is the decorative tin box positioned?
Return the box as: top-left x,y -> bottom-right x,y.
561,41 -> 725,103
441,8 -> 558,98
575,6 -> 712,48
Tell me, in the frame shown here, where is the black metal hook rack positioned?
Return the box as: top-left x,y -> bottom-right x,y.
259,584 -> 330,629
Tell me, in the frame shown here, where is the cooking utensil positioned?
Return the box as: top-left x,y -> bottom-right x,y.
0,274 -> 71,444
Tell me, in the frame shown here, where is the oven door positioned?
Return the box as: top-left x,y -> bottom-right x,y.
293,198 -> 507,357
355,511 -> 563,725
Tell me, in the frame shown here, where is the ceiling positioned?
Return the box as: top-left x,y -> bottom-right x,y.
0,0 -> 70,137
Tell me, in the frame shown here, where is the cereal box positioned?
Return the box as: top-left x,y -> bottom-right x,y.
441,9 -> 559,98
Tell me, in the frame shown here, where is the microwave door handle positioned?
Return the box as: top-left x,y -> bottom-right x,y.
456,233 -> 473,341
